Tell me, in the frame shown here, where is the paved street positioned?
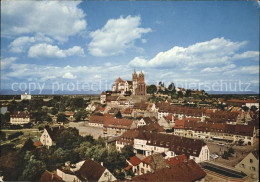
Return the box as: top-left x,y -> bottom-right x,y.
206,139 -> 259,167
68,121 -> 104,139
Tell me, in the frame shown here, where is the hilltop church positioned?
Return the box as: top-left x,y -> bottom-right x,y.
112,70 -> 146,96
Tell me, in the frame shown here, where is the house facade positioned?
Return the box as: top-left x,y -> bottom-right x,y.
235,150 -> 259,181
57,159 -> 117,182
10,111 -> 30,125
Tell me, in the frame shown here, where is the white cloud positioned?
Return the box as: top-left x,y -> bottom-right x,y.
201,64 -> 236,73
141,39 -> 147,43
28,44 -> 85,58
1,1 -> 86,42
88,15 -> 151,57
62,72 -> 77,79
129,37 -> 256,68
8,34 -> 53,53
1,57 -> 18,70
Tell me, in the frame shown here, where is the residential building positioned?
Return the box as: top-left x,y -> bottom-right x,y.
174,120 -> 257,145
21,92 -> 31,100
137,117 -> 155,128
39,170 -> 62,182
132,159 -> 206,182
56,159 -> 117,182
125,156 -> 141,175
133,132 -> 210,163
40,127 -> 61,148
103,118 -> 136,136
158,114 -> 175,129
235,150 -> 259,181
10,111 -> 30,125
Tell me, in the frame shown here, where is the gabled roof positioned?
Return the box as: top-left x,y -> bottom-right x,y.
76,159 -> 106,181
128,156 -> 141,166
40,170 -> 63,182
45,127 -> 61,140
132,160 -> 206,182
115,77 -> 124,83
252,150 -> 259,160
142,117 -> 154,125
165,154 -> 187,166
136,132 -> 206,157
10,111 -> 30,118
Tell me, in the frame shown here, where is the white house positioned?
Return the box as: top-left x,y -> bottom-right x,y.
133,132 -> 210,163
10,111 -> 30,125
40,127 -> 61,148
57,159 -> 117,182
21,92 -> 31,100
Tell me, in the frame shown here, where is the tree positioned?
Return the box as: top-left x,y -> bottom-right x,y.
22,138 -> 35,151
228,147 -> 234,154
222,151 -> 229,159
250,106 -> 258,113
50,108 -> 58,115
147,85 -> 157,95
177,91 -> 183,98
57,113 -> 66,122
19,159 -> 46,181
121,145 -> 135,160
185,89 -> 192,97
242,106 -> 249,112
1,132 -> 6,140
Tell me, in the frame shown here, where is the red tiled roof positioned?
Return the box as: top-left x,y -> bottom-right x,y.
128,156 -> 141,166
175,120 -> 185,129
76,159 -> 106,181
33,141 -> 43,147
165,154 -> 187,166
124,165 -> 132,171
104,118 -> 134,129
132,160 -> 206,182
40,170 -> 62,182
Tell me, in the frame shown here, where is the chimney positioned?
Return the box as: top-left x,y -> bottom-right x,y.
101,162 -> 103,166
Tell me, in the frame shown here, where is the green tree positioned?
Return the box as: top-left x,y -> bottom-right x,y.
50,108 -> 58,115
242,106 -> 249,112
121,145 -> 135,160
57,113 -> 66,122
147,84 -> 157,95
228,147 -> 234,154
185,89 -> 192,97
19,159 -> 46,181
250,106 -> 258,113
222,151 -> 229,159
22,138 -> 35,151
177,91 -> 183,98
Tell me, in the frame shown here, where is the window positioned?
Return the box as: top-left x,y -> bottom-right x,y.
240,164 -> 245,168
251,166 -> 256,171
250,159 -> 253,163
104,172 -> 109,177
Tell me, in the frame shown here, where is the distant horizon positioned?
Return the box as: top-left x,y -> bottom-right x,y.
1,1 -> 259,93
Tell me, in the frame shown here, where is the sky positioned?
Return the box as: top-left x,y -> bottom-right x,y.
1,1 -> 259,94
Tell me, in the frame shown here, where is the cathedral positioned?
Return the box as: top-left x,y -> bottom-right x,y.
112,70 -> 146,96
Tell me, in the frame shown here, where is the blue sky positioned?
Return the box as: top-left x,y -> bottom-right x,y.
1,1 -> 259,94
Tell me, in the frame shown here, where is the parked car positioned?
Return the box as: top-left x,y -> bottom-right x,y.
217,142 -> 224,146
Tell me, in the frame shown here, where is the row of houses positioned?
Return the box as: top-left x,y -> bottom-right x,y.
116,131 -> 210,164
174,119 -> 256,145
88,115 -> 137,136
